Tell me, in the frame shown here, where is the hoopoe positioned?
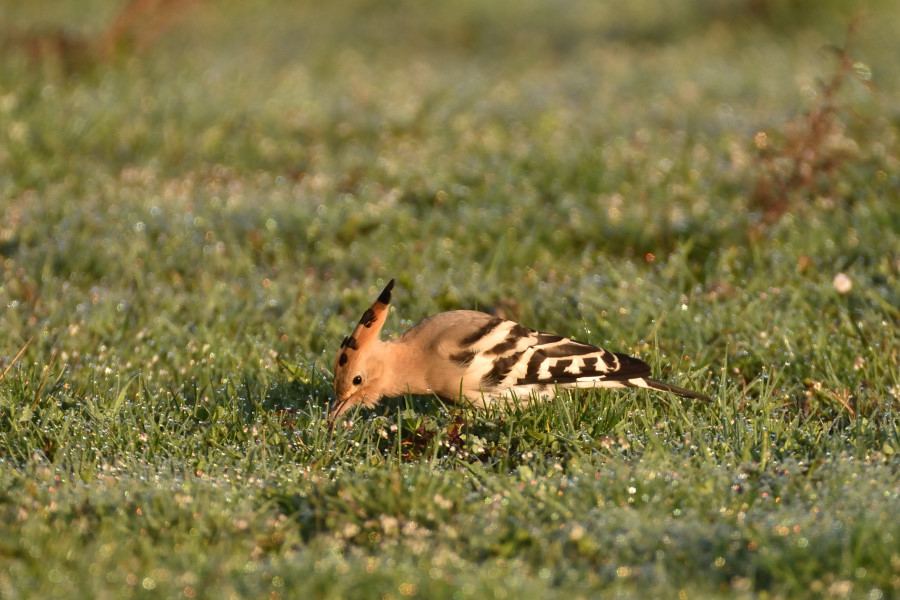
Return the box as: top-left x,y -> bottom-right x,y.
331,279 -> 709,420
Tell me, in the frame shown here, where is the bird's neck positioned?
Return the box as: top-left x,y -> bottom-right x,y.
380,339 -> 432,397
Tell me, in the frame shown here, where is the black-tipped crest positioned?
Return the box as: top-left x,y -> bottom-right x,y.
378,279 -> 394,305
334,279 -> 395,372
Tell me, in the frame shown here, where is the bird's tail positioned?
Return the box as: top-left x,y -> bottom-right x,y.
628,377 -> 710,401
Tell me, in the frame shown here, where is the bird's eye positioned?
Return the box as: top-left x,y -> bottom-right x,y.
352,375 -> 363,386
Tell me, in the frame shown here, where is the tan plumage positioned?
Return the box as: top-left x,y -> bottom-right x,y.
331,279 -> 709,420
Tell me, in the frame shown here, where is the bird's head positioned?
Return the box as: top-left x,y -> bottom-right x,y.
330,279 -> 394,421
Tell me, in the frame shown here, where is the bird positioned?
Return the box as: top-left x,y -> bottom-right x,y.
331,279 -> 709,420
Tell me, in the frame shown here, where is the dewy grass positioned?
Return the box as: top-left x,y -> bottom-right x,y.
1,0 -> 900,598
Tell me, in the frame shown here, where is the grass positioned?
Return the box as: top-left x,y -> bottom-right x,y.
2,0 -> 900,598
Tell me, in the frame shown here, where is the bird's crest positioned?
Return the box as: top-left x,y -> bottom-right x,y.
334,279 -> 394,373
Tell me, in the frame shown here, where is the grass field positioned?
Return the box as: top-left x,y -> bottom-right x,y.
2,1 -> 900,598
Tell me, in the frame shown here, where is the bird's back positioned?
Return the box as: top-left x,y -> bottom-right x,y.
393,310 -> 654,405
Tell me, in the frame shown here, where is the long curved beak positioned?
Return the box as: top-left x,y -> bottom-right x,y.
328,390 -> 368,423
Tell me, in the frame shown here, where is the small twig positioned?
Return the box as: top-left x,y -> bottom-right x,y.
31,347 -> 58,411
828,389 -> 856,417
0,337 -> 32,385
750,15 -> 875,225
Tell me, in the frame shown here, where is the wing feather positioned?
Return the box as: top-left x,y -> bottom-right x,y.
463,320 -> 655,391
513,349 -> 651,386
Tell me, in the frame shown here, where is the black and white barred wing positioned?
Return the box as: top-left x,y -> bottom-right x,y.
449,316 -> 642,394
455,315 -> 706,400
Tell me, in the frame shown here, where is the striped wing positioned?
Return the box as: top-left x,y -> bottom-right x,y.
453,316 -> 652,395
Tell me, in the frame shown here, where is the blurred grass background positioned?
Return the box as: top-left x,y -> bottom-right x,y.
1,0 -> 899,598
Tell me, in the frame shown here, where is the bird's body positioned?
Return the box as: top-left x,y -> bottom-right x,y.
331,279 -> 708,419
